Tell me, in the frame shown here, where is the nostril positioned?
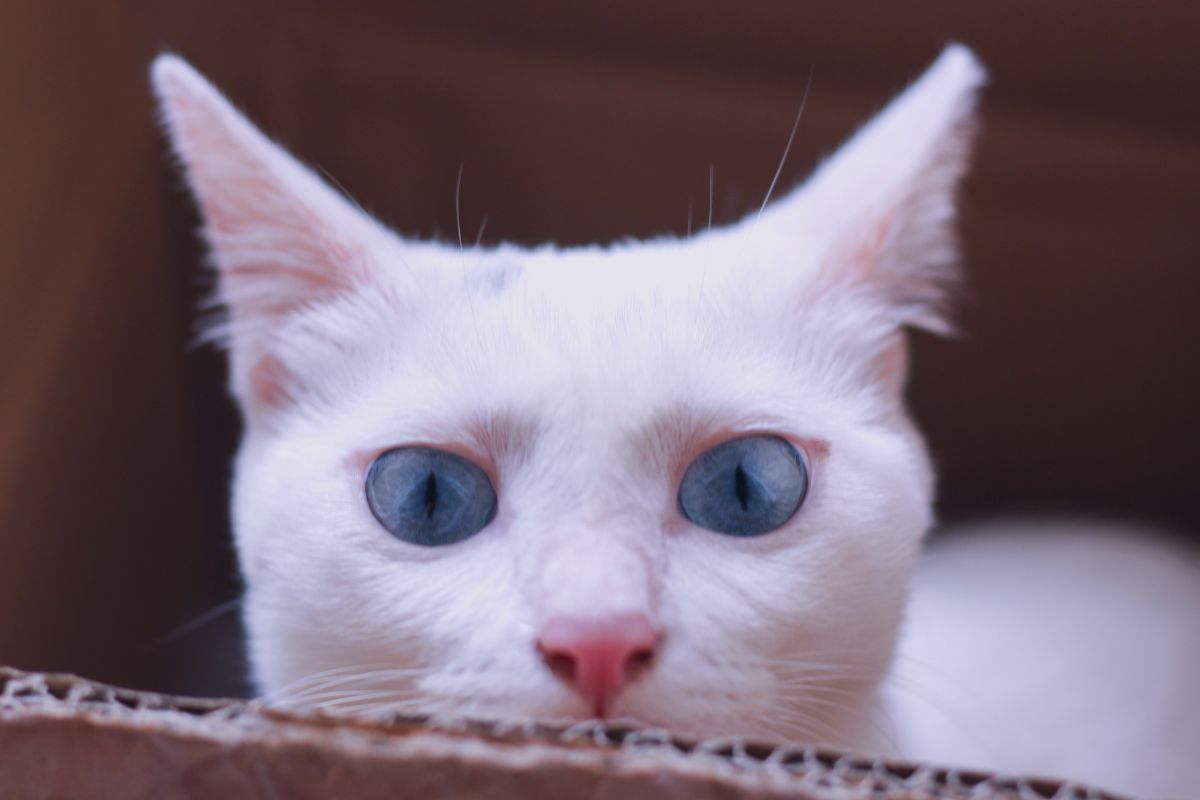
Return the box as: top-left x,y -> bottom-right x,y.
625,645 -> 656,679
541,649 -> 577,682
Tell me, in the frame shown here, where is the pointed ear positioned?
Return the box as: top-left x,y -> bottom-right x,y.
769,45 -> 986,339
151,55 -> 391,419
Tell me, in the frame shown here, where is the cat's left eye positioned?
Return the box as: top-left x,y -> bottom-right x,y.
365,447 -> 497,547
677,435 -> 808,537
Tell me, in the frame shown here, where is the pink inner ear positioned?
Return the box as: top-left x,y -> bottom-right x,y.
204,192 -> 367,324
874,335 -> 909,394
815,209 -> 895,295
248,355 -> 295,411
200,171 -> 358,287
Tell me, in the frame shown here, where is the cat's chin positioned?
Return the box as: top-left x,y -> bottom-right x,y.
360,681 -> 877,748
303,696 -> 862,752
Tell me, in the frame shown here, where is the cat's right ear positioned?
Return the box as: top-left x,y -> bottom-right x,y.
151,55 -> 392,421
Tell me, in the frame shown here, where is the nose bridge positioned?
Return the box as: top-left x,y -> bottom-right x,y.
522,381 -> 664,622
533,521 -> 659,622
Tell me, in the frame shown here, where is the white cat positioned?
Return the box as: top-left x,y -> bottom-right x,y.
152,46 -> 1200,798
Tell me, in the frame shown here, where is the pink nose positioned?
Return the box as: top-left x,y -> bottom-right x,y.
536,613 -> 662,718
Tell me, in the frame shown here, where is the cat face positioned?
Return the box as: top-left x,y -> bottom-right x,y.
153,46 -> 983,745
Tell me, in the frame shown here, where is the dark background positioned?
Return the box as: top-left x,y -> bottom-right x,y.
2,1 -> 1197,698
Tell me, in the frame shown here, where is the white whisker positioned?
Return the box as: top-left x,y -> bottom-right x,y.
455,161 -> 465,253
755,68 -> 814,222
263,665 -> 431,705
152,597 -> 241,647
318,164 -> 370,217
707,162 -> 715,231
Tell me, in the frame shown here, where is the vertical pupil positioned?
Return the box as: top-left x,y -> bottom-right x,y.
423,472 -> 438,519
734,463 -> 750,511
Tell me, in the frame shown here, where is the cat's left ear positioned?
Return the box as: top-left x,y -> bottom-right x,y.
762,45 -> 986,344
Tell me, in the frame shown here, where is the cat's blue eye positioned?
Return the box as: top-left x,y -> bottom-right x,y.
677,435 -> 808,537
365,448 -> 497,547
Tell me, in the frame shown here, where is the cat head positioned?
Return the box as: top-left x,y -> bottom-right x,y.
153,46 -> 984,743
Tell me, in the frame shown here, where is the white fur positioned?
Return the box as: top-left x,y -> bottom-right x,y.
887,523 -> 1200,799
152,46 -> 1200,798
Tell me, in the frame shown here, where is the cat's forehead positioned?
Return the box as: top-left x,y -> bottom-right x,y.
395,228 -> 822,341
324,233 -> 860,456
514,228 -> 816,301
297,218 -> 888,457
375,232 -> 813,380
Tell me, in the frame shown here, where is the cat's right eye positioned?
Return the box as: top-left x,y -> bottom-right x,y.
365,447 -> 497,547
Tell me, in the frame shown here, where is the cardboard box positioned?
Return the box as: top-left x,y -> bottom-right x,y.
0,667 -> 1119,799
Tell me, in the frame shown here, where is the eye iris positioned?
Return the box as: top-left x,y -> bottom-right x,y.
678,435 -> 808,537
366,448 -> 496,547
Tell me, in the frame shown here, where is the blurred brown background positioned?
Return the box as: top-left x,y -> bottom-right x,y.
2,1 -> 1197,697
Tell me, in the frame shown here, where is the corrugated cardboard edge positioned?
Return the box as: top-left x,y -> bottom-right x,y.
0,667 -> 1121,800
